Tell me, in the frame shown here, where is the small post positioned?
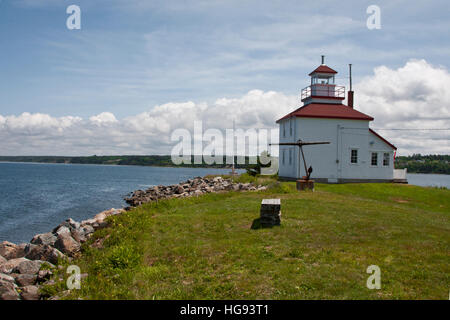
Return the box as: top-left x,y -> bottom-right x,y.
260,199 -> 281,227
296,179 -> 315,191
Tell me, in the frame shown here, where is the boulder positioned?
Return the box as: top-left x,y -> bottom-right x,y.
15,274 -> 37,287
54,233 -> 80,256
36,269 -> 53,284
0,241 -> 26,260
30,232 -> 57,247
80,218 -> 96,227
93,208 -> 123,223
24,244 -> 64,265
0,280 -> 19,300
54,226 -> 71,237
82,225 -> 94,236
71,228 -> 87,243
67,218 -> 80,230
0,255 -> 6,264
20,285 -> 41,300
174,185 -> 184,194
0,257 -> 29,274
193,190 -> 203,196
0,273 -> 15,283
13,259 -> 47,275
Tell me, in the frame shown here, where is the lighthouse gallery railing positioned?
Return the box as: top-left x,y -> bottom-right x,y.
301,84 -> 345,100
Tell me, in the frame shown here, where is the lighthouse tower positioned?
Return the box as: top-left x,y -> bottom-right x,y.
301,55 -> 345,106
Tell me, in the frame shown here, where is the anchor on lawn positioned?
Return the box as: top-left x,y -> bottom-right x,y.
270,139 -> 330,191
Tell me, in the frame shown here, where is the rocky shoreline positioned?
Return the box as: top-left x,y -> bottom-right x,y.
0,176 -> 266,300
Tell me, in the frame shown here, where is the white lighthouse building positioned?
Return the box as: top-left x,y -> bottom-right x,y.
277,57 -> 400,183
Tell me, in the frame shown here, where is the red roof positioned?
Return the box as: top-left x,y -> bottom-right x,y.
276,103 -> 374,123
369,128 -> 397,150
309,65 -> 338,75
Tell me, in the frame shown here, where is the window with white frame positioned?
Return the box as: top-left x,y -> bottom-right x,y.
350,149 -> 358,164
383,152 -> 390,166
371,152 -> 378,166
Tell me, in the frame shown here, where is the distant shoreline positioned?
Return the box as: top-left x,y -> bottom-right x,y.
1,154 -> 449,174
0,155 -> 250,170
0,160 -> 235,170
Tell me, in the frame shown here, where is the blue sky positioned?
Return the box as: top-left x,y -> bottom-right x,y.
0,0 -> 449,155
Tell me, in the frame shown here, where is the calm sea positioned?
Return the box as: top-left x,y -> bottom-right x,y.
0,162 -> 243,244
0,163 -> 448,244
406,173 -> 450,189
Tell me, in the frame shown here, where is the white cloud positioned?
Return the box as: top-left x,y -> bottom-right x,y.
89,112 -> 118,125
0,60 -> 448,156
355,59 -> 450,155
0,90 -> 294,156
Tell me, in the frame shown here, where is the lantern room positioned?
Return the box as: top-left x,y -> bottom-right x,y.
301,56 -> 345,105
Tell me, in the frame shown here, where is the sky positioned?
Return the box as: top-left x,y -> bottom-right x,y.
0,0 -> 449,156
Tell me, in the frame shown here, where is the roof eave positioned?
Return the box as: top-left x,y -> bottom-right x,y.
369,128 -> 397,150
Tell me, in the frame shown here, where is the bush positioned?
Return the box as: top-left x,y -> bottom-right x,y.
107,245 -> 141,270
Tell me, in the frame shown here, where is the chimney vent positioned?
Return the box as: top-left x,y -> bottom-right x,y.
348,64 -> 354,108
348,91 -> 354,108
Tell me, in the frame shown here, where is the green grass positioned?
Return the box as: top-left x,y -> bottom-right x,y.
49,180 -> 450,300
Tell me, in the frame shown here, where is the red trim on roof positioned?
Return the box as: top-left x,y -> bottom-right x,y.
369,128 -> 397,150
276,103 -> 374,123
309,65 -> 338,75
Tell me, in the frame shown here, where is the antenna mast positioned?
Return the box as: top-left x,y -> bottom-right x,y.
231,119 -> 237,176
349,63 -> 352,91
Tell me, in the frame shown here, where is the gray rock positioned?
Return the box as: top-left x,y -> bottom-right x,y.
82,225 -> 94,236
0,273 -> 15,283
54,226 -> 71,237
54,233 -> 80,256
24,244 -> 64,264
67,218 -> 81,230
174,185 -> 184,194
30,232 -> 57,247
0,257 -> 29,274
0,280 -> 19,300
13,259 -> 46,275
36,269 -> 53,284
0,241 -> 26,260
0,255 -> 6,264
80,218 -> 96,227
193,190 -> 203,196
15,274 -> 37,287
71,227 -> 87,243
20,285 -> 41,300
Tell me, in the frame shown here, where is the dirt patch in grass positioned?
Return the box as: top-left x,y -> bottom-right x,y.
392,198 -> 410,203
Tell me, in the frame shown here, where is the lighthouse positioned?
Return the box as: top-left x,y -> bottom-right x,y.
276,57 -> 400,183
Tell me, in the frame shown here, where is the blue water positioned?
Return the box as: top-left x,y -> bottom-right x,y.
407,173 -> 450,188
0,162 -> 243,244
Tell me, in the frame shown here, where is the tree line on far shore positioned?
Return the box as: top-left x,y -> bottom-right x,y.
0,154 -> 449,174
395,154 -> 450,174
0,155 -> 251,169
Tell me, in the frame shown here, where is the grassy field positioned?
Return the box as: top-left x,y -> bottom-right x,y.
46,177 -> 449,300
